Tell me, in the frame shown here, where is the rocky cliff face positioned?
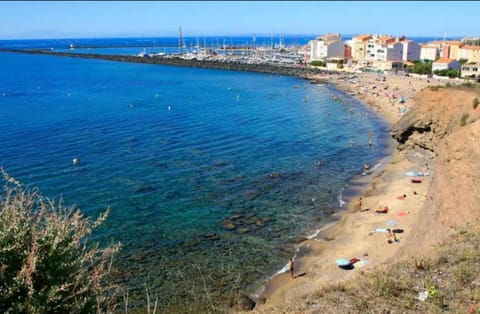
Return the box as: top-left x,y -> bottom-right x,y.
391,86 -> 480,257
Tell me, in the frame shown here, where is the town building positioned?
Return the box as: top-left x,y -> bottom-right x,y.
351,34 -> 372,60
420,44 -> 439,61
461,62 -> 480,79
365,35 -> 403,62
400,39 -> 421,61
309,33 -> 344,61
458,45 -> 480,63
432,57 -> 461,72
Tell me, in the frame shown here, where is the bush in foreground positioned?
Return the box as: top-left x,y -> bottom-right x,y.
0,169 -> 121,313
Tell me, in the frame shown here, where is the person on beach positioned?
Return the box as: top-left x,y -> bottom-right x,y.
375,205 -> 389,214
422,163 -> 430,176
289,258 -> 294,280
364,162 -> 371,172
368,129 -> 374,147
386,229 -> 398,244
357,197 -> 363,211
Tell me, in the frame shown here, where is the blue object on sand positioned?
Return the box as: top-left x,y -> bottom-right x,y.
335,258 -> 351,266
406,171 -> 423,177
385,220 -> 398,226
375,228 -> 388,233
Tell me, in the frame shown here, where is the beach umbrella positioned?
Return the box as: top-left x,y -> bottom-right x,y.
335,258 -> 351,266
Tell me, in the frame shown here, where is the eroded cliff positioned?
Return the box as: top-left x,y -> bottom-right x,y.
391,86 -> 480,257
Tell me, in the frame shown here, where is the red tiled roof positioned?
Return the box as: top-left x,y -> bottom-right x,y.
434,57 -> 456,64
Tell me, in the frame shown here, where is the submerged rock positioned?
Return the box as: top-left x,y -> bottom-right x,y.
221,221 -> 236,230
236,227 -> 250,234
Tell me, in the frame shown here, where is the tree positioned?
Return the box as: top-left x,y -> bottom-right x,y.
0,169 -> 122,313
413,60 -> 432,75
310,60 -> 326,67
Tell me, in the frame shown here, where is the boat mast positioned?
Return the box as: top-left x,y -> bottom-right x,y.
178,26 -> 185,54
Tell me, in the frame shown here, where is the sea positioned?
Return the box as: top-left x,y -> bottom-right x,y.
0,35 -> 420,311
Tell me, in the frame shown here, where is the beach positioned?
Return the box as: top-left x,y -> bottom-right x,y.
251,72 -> 440,311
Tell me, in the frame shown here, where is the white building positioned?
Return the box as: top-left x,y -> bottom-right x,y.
309,33 -> 344,61
432,57 -> 461,72
365,35 -> 403,62
420,44 -> 439,61
461,62 -> 480,79
401,39 -> 421,61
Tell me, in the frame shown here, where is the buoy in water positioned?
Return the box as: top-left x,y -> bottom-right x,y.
168,106 -> 171,111
72,158 -> 79,165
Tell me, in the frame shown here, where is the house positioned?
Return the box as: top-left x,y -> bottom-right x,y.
400,39 -> 421,61
351,34 -> 372,60
420,44 -> 439,61
432,57 -> 461,72
461,62 -> 480,79
365,35 -> 403,62
309,33 -> 344,61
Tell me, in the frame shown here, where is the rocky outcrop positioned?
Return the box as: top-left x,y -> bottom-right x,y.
392,86 -> 480,257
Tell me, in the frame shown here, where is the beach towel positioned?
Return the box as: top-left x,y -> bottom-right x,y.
335,258 -> 351,266
396,211 -> 409,217
411,179 -> 423,184
385,220 -> 398,226
406,171 -> 423,177
354,259 -> 369,268
375,228 -> 388,233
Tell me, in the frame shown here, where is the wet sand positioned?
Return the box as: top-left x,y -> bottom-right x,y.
252,72 -> 439,311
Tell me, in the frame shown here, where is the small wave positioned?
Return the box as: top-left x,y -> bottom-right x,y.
306,221 -> 338,240
371,160 -> 383,171
337,186 -> 346,207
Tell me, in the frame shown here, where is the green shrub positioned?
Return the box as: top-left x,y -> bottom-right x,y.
0,169 -> 121,313
310,60 -> 326,67
473,97 -> 479,109
460,113 -> 469,126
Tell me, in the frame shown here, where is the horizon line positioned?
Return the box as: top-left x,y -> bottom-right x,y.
0,33 -> 468,41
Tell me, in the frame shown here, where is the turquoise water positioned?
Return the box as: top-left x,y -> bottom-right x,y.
0,51 -> 389,310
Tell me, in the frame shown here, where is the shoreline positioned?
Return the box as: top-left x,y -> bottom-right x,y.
251,71 -> 439,310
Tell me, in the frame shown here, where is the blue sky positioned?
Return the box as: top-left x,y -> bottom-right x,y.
0,1 -> 477,39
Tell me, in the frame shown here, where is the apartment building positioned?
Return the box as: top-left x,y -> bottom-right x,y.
365,35 -> 403,62
401,39 -> 421,61
309,33 -> 344,61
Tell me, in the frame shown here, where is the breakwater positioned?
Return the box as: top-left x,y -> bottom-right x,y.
0,48 -> 333,81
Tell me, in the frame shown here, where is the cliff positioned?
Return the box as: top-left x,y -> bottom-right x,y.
391,85 -> 480,257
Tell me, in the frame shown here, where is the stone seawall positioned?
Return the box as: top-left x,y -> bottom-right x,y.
0,48 -> 334,81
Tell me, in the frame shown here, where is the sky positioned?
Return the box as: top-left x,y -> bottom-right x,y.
0,1 -> 478,39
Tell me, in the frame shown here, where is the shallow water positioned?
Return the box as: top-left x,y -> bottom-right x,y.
0,51 -> 390,310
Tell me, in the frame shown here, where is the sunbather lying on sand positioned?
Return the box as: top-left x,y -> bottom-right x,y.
375,205 -> 389,214
396,194 -> 407,200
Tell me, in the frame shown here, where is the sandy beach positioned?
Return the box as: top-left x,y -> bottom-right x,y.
251,71 -> 441,311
